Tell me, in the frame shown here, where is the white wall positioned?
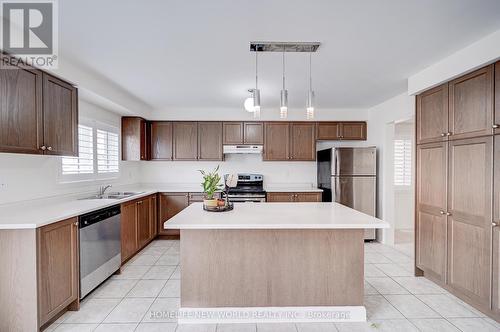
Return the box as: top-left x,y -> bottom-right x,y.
367,93 -> 415,244
0,101 -> 140,205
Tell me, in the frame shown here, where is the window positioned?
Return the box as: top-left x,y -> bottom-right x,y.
60,122 -> 119,182
62,125 -> 94,175
394,139 -> 411,186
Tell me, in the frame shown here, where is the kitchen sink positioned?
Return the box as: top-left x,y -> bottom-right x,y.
80,191 -> 145,200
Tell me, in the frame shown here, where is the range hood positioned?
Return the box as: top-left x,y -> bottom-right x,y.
223,145 -> 263,154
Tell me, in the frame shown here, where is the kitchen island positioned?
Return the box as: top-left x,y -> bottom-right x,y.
165,202 -> 389,324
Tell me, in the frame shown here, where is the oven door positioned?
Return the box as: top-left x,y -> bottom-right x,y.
226,194 -> 267,203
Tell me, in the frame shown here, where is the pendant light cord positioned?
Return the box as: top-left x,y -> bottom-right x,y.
282,45 -> 286,89
255,51 -> 258,89
309,47 -> 312,91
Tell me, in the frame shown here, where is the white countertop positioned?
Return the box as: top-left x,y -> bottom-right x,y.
165,202 -> 389,230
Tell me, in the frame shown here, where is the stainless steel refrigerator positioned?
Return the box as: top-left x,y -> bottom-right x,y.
317,147 -> 377,240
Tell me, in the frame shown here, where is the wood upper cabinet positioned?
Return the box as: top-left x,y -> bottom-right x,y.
495,61 -> 500,134
267,192 -> 322,202
449,65 -> 494,140
317,122 -> 340,140
415,142 -> 448,282
158,192 -> 189,236
0,61 -> 43,154
37,217 -> 79,326
223,122 -> 263,145
340,122 -> 367,140
150,121 -> 172,160
264,122 -> 290,161
243,122 -> 263,144
416,84 -> 449,144
492,136 -> 500,315
42,74 -> 78,156
223,122 -> 243,144
290,123 -> 316,160
198,122 -> 223,160
493,135 -> 500,315
447,136 -> 492,306
122,117 -> 149,161
173,122 -> 198,160
0,55 -> 78,157
121,200 -> 138,263
136,198 -> 151,248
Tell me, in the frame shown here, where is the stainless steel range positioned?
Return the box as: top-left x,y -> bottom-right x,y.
224,173 -> 266,202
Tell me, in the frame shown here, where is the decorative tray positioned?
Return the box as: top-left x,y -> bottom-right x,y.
203,202 -> 234,212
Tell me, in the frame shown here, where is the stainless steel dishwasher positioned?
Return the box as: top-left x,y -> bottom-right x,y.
79,205 -> 121,299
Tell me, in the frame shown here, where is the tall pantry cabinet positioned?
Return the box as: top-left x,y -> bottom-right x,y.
416,63 -> 499,321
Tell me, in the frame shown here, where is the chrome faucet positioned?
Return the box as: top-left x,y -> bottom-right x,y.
99,185 -> 112,196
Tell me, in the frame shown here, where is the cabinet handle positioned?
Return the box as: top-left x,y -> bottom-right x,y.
74,221 -> 78,226
47,146 -> 53,151
493,124 -> 499,129
446,132 -> 452,136
439,210 -> 445,215
40,145 -> 47,151
440,133 -> 446,137
492,222 -> 499,227
446,212 -> 452,216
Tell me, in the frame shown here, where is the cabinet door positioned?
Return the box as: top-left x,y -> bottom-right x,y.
266,192 -> 293,202
316,122 -> 341,140
340,122 -> 367,140
150,121 -> 172,160
150,195 -> 158,240
494,61 -> 500,134
493,135 -> 500,315
290,123 -> 316,161
223,122 -> 243,144
37,218 -> 78,325
447,137 -> 492,306
42,74 -> 78,156
449,65 -> 494,140
244,122 -> 263,144
121,201 -> 138,262
264,122 -> 290,161
173,122 -> 198,160
0,61 -> 43,154
295,192 -> 322,202
158,193 -> 189,236
416,84 -> 448,144
122,117 -> 148,161
198,122 -> 223,161
136,198 -> 151,248
415,142 -> 448,281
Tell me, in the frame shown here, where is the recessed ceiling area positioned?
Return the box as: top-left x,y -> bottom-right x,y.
59,0 -> 500,112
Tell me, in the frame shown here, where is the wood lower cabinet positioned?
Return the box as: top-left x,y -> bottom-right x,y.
122,117 -> 149,161
150,122 -> 173,160
198,122 -> 223,160
415,142 -> 448,281
136,198 -> 152,248
0,55 -> 78,157
290,123 -> 316,160
42,74 -> 78,156
447,136 -> 493,307
493,135 -> 500,315
121,200 -> 138,263
173,122 -> 198,160
159,193 -> 189,236
0,61 -> 43,154
37,218 -> 79,326
449,65 -> 494,140
495,61 -> 500,134
416,84 -> 449,144
267,192 -> 322,202
150,195 -> 158,239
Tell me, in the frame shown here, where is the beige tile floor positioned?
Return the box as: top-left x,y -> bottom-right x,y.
45,240 -> 500,332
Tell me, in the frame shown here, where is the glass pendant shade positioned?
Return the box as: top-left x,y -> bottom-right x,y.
280,89 -> 288,119
306,90 -> 315,120
253,89 -> 261,118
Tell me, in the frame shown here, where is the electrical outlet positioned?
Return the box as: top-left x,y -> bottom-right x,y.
0,183 -> 7,191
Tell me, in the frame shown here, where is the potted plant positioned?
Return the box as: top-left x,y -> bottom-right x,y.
199,165 -> 224,208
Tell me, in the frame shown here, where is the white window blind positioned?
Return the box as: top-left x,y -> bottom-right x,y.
97,129 -> 119,173
62,125 -> 94,175
394,139 -> 412,186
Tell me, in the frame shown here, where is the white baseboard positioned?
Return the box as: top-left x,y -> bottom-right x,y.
177,306 -> 366,324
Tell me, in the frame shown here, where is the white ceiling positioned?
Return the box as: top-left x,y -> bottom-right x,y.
59,0 -> 500,112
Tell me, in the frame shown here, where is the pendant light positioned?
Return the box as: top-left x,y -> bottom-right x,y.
306,48 -> 315,120
253,51 -> 261,118
280,45 -> 288,119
